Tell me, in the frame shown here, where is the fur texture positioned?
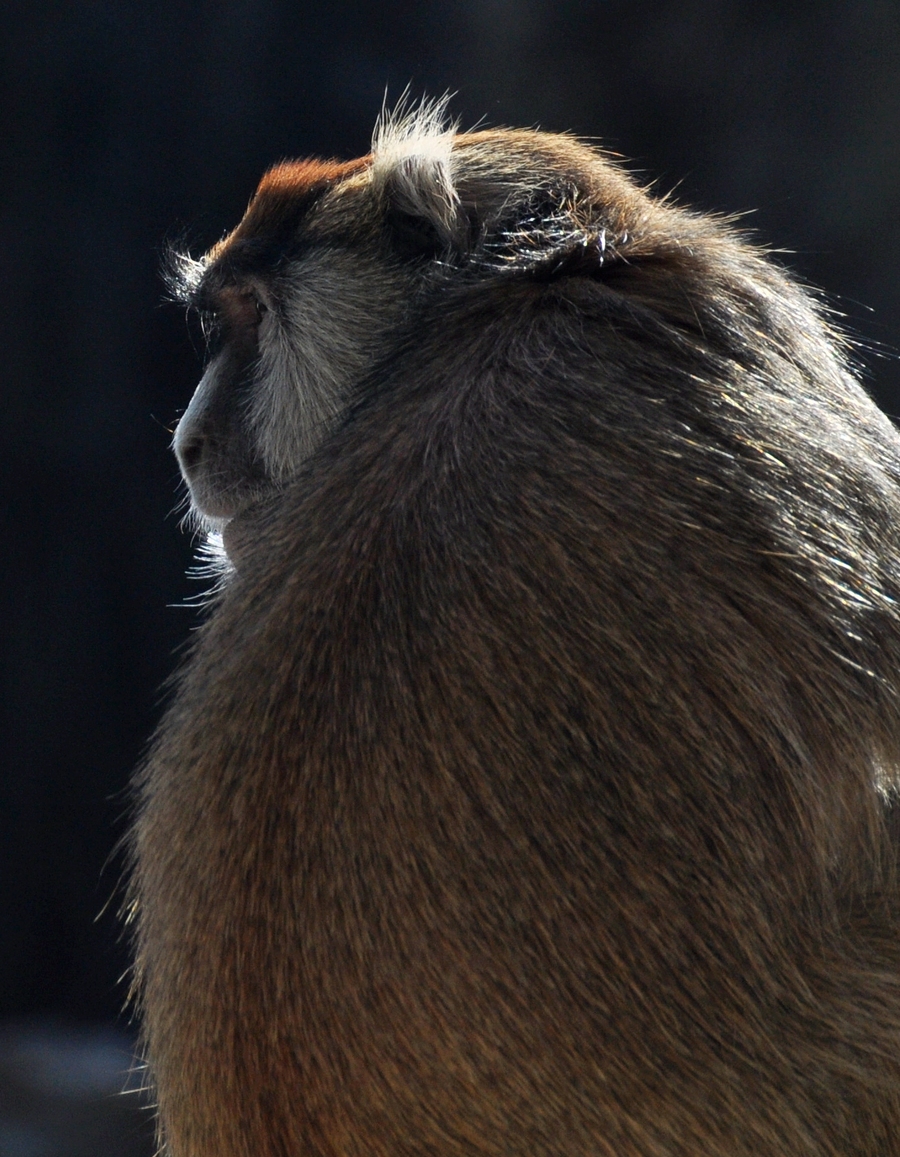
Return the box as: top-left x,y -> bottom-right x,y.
135,103 -> 900,1156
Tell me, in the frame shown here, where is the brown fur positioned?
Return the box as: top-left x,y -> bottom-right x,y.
210,156 -> 372,258
133,111 -> 900,1155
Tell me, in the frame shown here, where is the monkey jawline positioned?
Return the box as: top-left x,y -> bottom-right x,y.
221,513 -> 254,566
215,489 -> 278,568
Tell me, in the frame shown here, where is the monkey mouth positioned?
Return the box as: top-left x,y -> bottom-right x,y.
191,483 -> 276,567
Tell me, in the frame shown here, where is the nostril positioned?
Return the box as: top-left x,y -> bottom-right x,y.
177,435 -> 205,475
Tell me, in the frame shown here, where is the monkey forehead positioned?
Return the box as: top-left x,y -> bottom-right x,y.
206,155 -> 372,269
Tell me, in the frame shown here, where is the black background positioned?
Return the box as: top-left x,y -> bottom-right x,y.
4,0 -> 900,1036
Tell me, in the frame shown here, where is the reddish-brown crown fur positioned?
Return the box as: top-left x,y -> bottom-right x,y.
209,156 -> 371,260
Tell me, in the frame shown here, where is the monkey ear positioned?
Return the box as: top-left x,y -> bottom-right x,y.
376,152 -> 469,258
371,97 -> 468,257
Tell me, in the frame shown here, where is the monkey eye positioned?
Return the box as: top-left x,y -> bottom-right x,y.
218,286 -> 271,332
241,288 -> 273,330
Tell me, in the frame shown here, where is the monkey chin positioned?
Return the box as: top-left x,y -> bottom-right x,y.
219,498 -> 272,569
220,514 -> 252,568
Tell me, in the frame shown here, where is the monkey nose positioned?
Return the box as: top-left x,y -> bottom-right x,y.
173,413 -> 209,479
175,431 -> 204,476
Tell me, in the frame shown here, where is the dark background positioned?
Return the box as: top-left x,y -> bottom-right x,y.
3,0 -> 900,1150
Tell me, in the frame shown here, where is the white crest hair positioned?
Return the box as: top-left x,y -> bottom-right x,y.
371,93 -> 462,246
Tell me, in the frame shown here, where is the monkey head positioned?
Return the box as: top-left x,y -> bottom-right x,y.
171,100 -> 696,566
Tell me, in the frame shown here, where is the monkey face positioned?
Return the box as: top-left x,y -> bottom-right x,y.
171,160 -> 418,560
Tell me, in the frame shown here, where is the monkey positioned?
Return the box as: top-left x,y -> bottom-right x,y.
130,97 -> 900,1156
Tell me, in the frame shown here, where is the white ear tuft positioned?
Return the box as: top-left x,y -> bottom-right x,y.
371,93 -> 464,250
